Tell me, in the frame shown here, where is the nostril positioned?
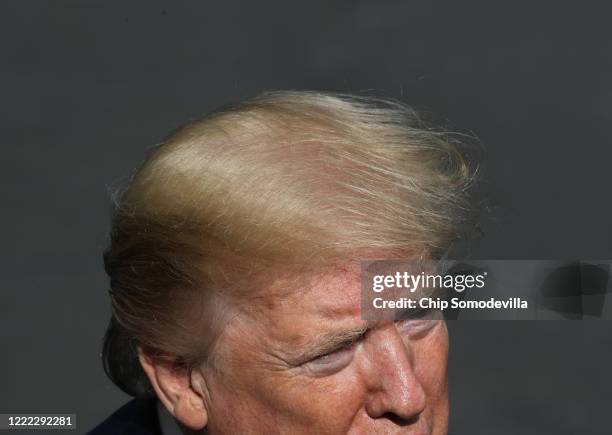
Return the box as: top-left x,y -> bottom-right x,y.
380,412 -> 420,426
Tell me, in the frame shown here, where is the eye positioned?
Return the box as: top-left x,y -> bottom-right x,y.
304,343 -> 356,376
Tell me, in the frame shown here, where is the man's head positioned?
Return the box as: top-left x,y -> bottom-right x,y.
103,91 -> 475,434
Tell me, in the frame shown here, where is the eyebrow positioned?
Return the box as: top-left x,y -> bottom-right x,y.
288,322 -> 375,365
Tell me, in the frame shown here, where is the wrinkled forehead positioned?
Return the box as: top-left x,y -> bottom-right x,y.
217,252 -> 425,352
275,263 -> 363,315
227,261 -> 366,343
236,252 -> 425,322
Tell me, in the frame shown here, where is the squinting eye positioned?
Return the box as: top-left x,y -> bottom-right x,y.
304,344 -> 356,375
395,308 -> 442,337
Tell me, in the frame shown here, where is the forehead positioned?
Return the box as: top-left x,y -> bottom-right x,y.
236,262 -> 366,348
278,264 -> 362,316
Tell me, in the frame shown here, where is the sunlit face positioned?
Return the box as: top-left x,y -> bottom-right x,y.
198,261 -> 449,435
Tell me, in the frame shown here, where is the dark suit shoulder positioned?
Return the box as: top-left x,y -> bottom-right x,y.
87,398 -> 161,435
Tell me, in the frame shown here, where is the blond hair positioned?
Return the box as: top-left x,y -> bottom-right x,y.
102,90 -> 477,395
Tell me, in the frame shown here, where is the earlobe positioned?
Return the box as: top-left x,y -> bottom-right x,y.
137,347 -> 209,430
174,395 -> 208,430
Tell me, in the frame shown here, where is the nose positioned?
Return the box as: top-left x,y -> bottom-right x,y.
363,324 -> 427,422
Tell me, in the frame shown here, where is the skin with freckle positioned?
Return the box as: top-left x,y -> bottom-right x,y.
195,261 -> 449,435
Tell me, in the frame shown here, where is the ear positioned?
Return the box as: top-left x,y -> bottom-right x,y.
138,347 -> 209,430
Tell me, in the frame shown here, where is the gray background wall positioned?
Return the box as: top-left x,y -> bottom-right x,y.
1,1 -> 611,434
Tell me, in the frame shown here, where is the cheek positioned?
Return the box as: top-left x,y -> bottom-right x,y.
304,367 -> 368,419
270,366 -> 368,429
208,356 -> 368,433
